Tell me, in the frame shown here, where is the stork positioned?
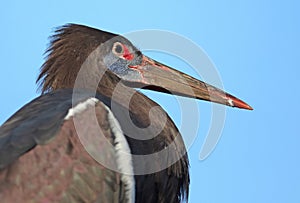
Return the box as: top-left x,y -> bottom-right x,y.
0,24 -> 252,203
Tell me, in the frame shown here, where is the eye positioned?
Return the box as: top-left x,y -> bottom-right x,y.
112,42 -> 124,55
112,41 -> 135,61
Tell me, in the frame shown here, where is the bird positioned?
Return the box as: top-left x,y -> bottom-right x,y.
0,24 -> 252,203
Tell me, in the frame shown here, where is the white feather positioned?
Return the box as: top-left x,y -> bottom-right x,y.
104,105 -> 135,203
64,98 -> 98,120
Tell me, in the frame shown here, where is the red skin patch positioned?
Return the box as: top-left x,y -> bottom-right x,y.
122,45 -> 134,60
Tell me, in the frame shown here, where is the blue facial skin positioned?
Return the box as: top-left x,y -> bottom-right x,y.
109,58 -> 130,76
103,47 -> 144,82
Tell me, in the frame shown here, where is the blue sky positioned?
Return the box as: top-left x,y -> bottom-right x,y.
1,1 -> 300,202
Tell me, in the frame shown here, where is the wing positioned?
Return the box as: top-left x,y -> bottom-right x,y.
0,89 -> 131,203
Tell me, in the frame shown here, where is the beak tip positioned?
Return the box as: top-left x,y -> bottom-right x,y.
246,105 -> 254,110
232,99 -> 253,110
238,103 -> 253,110
226,95 -> 253,110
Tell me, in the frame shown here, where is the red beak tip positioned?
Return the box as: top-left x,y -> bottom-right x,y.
239,103 -> 253,110
233,100 -> 253,110
246,105 -> 253,110
227,97 -> 253,110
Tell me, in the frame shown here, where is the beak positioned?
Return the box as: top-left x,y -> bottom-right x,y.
126,55 -> 253,110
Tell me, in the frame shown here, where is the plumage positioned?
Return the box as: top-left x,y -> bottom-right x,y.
0,24 -> 252,203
